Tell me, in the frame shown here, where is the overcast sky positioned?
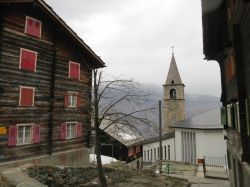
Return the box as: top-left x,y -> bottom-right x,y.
45,0 -> 221,97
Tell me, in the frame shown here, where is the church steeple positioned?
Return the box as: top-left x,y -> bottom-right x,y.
165,54 -> 183,85
163,48 -> 185,134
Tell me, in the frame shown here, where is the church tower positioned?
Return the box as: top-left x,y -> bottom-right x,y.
163,49 -> 185,134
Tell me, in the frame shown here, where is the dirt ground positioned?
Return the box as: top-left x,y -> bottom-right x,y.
83,162 -> 189,187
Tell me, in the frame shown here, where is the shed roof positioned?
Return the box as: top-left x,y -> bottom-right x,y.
0,0 -> 105,68
171,107 -> 223,130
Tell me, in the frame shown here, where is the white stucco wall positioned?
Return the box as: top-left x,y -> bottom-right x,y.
174,128 -> 227,163
142,137 -> 175,163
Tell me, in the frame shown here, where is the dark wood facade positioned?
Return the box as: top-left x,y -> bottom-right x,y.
0,0 -> 104,162
201,0 -> 250,186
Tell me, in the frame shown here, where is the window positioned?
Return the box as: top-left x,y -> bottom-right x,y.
157,147 -> 159,159
170,88 -> 176,99
60,122 -> 83,140
147,150 -> 149,161
168,145 -> 170,160
19,86 -> 35,106
25,16 -> 42,38
8,124 -> 40,146
164,146 -> 167,160
69,61 -> 80,80
64,91 -> 80,108
19,48 -> 37,72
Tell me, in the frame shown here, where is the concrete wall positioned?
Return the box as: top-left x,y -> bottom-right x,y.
175,128 -> 227,163
0,148 -> 90,172
142,137 -> 175,163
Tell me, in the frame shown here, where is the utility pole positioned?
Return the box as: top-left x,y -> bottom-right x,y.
159,100 -> 163,173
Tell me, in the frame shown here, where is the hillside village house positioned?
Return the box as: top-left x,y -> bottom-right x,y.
0,0 -> 104,165
201,0 -> 250,186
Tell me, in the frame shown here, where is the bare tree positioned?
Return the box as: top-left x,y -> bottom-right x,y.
90,70 -> 156,187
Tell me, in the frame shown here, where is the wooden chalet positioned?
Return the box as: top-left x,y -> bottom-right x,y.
201,0 -> 250,186
0,0 -> 105,162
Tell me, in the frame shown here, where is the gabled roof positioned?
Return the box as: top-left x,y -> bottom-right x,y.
171,107 -> 223,130
0,0 -> 105,68
165,55 -> 183,85
100,121 -> 144,147
142,132 -> 175,145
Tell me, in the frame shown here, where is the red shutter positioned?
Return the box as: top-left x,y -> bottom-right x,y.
69,62 -> 80,80
77,93 -> 81,108
136,145 -> 140,153
26,18 -> 34,36
34,20 -> 41,37
20,87 -> 34,106
20,49 -> 36,72
60,123 -> 67,140
26,17 -> 41,38
77,123 -> 83,137
64,92 -> 68,107
33,124 -> 40,143
8,125 -> 17,146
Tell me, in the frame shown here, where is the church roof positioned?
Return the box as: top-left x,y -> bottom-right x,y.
165,55 -> 183,85
171,107 -> 223,130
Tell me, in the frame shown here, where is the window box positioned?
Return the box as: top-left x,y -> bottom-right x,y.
64,91 -> 80,108
25,16 -> 42,38
69,61 -> 80,80
19,86 -> 35,106
19,48 -> 37,72
60,122 -> 82,140
8,124 -> 40,146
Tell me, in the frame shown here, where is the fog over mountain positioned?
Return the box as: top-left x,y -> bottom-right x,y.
131,84 -> 221,138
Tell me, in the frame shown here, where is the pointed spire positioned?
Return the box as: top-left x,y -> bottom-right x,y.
165,48 -> 182,85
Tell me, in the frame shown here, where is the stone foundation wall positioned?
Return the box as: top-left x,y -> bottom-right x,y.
0,148 -> 90,172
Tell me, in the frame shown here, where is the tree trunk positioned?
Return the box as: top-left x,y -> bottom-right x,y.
94,70 -> 107,187
95,127 -> 107,187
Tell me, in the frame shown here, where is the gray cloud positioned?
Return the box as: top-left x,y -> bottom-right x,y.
45,0 -> 221,97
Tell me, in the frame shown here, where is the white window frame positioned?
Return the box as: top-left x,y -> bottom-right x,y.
17,123 -> 34,145
19,86 -> 35,106
68,91 -> 78,108
68,61 -> 80,80
19,48 -> 38,72
24,16 -> 42,38
66,122 -> 77,139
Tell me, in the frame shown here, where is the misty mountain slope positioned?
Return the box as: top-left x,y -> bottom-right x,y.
102,83 -> 221,138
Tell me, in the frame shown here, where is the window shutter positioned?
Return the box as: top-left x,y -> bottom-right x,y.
20,87 -> 34,106
227,104 -> 232,127
221,107 -> 227,126
69,62 -> 80,80
25,17 -> 41,38
236,102 -> 240,132
34,21 -> 41,37
245,98 -> 250,136
77,93 -> 81,108
20,49 -> 36,72
60,123 -> 67,140
33,124 -> 40,143
136,145 -> 140,153
77,123 -> 83,137
8,125 -> 17,146
64,92 -> 69,107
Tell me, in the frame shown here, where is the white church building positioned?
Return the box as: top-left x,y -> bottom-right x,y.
142,51 -> 226,164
